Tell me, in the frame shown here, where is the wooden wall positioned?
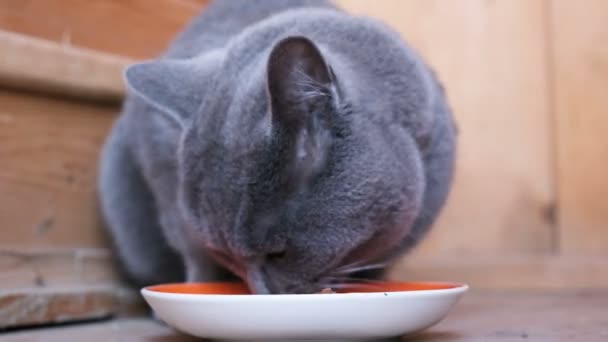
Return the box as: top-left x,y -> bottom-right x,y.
0,0 -> 208,59
1,0 -> 607,311
346,0 -> 557,257
338,0 -> 608,286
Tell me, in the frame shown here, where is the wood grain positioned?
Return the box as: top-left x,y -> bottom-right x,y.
551,0 -> 608,254
0,89 -> 117,248
338,0 -> 555,255
0,248 -> 118,289
0,285 -> 142,329
0,31 -> 132,103
0,0 -> 208,59
0,247 -> 141,329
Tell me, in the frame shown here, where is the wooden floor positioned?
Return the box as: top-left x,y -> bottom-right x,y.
2,290 -> 607,342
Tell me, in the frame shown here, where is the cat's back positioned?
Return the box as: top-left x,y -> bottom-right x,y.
166,0 -> 336,59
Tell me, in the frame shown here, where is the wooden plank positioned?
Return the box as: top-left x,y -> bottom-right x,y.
389,255 -> 608,289
3,291 -> 608,341
0,0 -> 208,59
551,0 -> 608,254
0,89 -> 117,248
338,0 -> 555,255
0,286 -> 142,329
0,248 -> 118,289
0,31 -> 131,103
0,248 -> 142,329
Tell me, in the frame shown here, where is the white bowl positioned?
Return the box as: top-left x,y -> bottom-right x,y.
142,281 -> 468,341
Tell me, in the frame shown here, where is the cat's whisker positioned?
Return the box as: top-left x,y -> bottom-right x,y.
301,90 -> 330,99
295,77 -> 320,88
294,67 -> 323,86
319,283 -> 361,290
318,280 -> 388,292
332,262 -> 387,275
333,259 -> 369,272
324,276 -> 386,284
334,254 -> 388,271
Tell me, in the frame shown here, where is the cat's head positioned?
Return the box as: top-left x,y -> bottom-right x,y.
124,36 -> 425,293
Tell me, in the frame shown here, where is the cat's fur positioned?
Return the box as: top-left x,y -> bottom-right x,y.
98,0 -> 457,294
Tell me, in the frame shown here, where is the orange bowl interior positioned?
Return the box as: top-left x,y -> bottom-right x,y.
146,281 -> 461,295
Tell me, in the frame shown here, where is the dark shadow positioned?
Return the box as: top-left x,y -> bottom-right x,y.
0,315 -> 114,334
143,329 -> 464,342
146,333 -> 206,342
401,330 -> 464,341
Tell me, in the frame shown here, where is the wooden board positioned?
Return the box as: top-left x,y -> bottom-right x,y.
551,0 -> 608,254
0,247 -> 142,329
4,290 -> 608,341
0,89 -> 117,248
0,0 -> 208,59
0,31 -> 131,103
338,0 -> 555,256
0,248 -> 118,289
0,285 -> 142,329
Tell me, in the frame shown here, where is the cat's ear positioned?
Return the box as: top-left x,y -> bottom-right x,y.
266,36 -> 336,184
267,36 -> 335,122
124,59 -> 203,129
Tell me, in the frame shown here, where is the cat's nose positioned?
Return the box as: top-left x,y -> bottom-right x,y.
246,263 -> 271,294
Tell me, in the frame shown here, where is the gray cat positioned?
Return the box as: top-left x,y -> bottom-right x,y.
98,0 -> 457,294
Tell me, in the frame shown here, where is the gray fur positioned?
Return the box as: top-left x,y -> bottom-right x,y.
98,0 -> 456,294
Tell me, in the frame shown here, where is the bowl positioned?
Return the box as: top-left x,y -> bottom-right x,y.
142,281 -> 468,341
